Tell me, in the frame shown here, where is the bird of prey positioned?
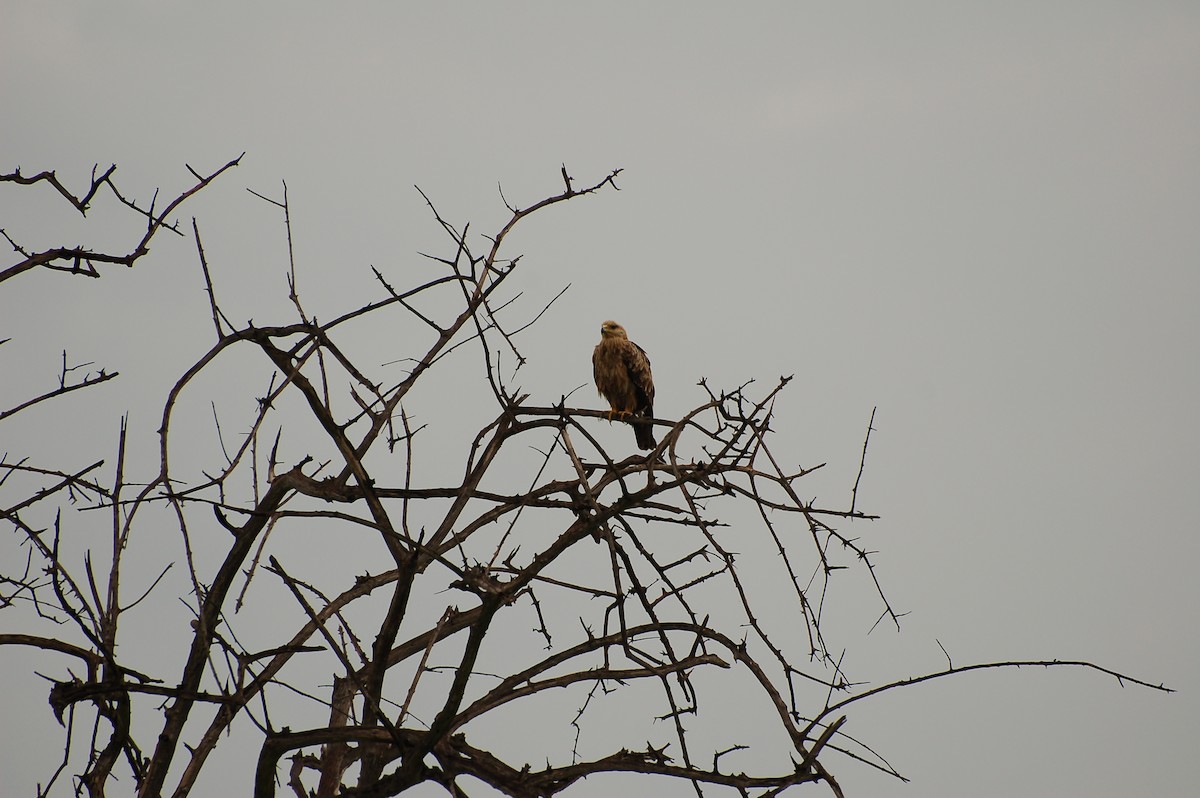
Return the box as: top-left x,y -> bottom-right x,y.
592,320 -> 656,450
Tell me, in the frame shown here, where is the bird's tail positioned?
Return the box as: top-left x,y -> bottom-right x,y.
634,418 -> 656,450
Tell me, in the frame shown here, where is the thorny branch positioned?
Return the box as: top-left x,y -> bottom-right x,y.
1,157 -> 241,284
0,161 -> 1170,798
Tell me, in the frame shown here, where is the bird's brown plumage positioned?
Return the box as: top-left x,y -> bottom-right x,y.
593,320 -> 656,450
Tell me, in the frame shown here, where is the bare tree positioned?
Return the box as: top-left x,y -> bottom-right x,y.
0,160 -> 1171,798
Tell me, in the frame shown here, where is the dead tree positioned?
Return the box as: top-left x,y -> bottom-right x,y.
0,161 -> 1171,798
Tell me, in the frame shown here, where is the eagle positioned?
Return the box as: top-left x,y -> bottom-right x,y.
593,320 -> 656,450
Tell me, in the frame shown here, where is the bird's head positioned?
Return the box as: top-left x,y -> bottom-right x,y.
599,320 -> 627,340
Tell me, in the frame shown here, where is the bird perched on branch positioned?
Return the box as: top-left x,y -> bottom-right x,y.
593,320 -> 656,450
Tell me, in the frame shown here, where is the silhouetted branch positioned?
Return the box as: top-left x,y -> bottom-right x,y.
1,156 -> 240,285
1,161 -> 1170,798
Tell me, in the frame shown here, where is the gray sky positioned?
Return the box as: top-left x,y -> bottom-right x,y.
2,3 -> 1197,796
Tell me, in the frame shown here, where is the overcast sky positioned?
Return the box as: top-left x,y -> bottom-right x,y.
2,4 -> 1197,797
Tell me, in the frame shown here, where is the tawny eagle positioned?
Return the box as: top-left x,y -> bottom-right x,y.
593,320 -> 656,450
